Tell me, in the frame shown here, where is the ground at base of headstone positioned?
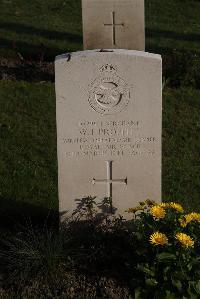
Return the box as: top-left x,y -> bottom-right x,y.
0,219 -> 132,299
1,200 -> 200,299
0,276 -> 131,299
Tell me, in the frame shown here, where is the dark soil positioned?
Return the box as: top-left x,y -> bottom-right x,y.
0,273 -> 131,299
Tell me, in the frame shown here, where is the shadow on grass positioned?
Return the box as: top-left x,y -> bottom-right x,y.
146,43 -> 200,56
0,64 -> 54,82
0,21 -> 82,61
0,37 -> 81,61
0,196 -> 58,230
146,28 -> 200,43
0,21 -> 82,43
1,28 -> 200,62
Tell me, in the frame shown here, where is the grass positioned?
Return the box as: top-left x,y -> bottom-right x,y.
146,0 -> 200,55
0,0 -> 83,60
0,0 -> 200,60
162,87 -> 200,211
0,81 -> 58,226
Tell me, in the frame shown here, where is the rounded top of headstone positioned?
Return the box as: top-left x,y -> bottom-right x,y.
55,49 -> 161,62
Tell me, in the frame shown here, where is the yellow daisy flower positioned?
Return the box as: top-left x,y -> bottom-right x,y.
184,214 -> 194,225
169,202 -> 184,213
178,212 -> 200,227
179,218 -> 187,228
149,232 -> 168,246
192,212 -> 200,221
185,212 -> 200,224
150,205 -> 166,219
175,233 -> 194,248
160,203 -> 170,208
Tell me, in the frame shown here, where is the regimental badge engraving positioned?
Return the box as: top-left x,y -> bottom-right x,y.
88,64 -> 131,115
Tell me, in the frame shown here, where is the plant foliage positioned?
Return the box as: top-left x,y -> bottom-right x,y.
0,199 -> 200,298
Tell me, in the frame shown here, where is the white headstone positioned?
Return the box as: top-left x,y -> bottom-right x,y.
55,49 -> 162,220
82,0 -> 145,51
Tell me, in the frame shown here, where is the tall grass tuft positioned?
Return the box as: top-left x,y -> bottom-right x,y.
0,225 -> 73,286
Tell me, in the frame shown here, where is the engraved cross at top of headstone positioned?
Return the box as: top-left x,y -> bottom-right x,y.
104,12 -> 124,46
92,161 -> 127,211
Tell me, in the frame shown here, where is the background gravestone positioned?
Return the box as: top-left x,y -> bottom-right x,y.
82,0 -> 145,51
55,49 -> 162,219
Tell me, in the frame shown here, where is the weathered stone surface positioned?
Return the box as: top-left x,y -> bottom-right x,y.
82,0 -> 145,51
55,49 -> 162,219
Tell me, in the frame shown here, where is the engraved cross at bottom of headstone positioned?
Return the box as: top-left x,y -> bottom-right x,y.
104,11 -> 124,46
92,160 -> 127,213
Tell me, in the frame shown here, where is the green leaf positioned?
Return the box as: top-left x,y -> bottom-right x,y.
165,290 -> 177,299
156,252 -> 176,262
137,264 -> 155,277
187,262 -> 193,271
194,281 -> 200,295
187,283 -> 199,298
172,279 -> 182,292
145,278 -> 158,286
134,287 -> 142,299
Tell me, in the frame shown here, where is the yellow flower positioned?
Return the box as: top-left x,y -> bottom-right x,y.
150,205 -> 166,219
179,212 -> 200,227
193,212 -> 200,221
169,202 -> 184,213
160,203 -> 170,208
149,232 -> 168,246
175,233 -> 194,248
179,218 -> 187,228
185,212 -> 200,224
159,202 -> 184,212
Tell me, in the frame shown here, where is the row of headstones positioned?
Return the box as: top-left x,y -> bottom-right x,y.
55,0 -> 162,220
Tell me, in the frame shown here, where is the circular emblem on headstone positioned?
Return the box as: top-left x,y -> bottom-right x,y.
88,65 -> 130,115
